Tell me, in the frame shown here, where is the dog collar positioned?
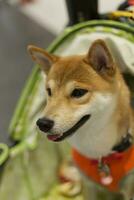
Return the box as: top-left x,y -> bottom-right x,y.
72,146 -> 134,192
112,133 -> 133,153
72,134 -> 134,192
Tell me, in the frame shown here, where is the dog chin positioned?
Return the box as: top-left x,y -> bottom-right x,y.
47,114 -> 91,142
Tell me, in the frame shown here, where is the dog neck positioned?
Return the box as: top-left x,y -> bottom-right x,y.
68,116 -> 118,159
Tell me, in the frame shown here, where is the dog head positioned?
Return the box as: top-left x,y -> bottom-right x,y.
28,39 -> 117,142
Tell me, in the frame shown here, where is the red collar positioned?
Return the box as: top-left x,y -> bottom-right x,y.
72,146 -> 134,192
129,0 -> 134,5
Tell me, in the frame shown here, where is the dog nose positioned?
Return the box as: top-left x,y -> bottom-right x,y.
36,117 -> 54,132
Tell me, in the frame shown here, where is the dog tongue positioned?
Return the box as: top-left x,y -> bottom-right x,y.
47,134 -> 60,141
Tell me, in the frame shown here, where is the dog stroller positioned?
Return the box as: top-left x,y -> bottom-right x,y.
0,1 -> 134,200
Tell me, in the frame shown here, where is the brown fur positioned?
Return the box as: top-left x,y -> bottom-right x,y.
28,43 -> 133,140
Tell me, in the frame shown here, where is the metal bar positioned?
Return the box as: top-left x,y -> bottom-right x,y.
65,0 -> 98,25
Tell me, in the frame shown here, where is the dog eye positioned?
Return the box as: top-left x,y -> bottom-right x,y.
47,88 -> 52,96
71,89 -> 88,98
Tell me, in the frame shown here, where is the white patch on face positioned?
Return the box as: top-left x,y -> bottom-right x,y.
46,103 -> 77,135
44,90 -> 118,159
67,92 -> 118,159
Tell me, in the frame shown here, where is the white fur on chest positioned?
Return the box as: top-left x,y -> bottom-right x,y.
68,92 -> 118,159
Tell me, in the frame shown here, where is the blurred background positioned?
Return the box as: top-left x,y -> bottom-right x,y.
0,0 -> 125,144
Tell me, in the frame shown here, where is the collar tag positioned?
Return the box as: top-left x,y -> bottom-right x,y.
98,161 -> 113,185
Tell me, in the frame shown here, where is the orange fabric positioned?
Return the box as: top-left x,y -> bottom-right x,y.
72,146 -> 134,192
129,0 -> 134,5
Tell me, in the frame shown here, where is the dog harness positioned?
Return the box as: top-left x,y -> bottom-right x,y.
72,134 -> 134,192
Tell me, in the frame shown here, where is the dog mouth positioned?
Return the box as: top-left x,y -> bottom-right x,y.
47,114 -> 91,142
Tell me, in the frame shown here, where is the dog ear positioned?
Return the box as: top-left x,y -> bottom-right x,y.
85,39 -> 115,77
27,45 -> 59,74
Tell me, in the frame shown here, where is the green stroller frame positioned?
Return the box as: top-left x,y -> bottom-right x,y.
0,3 -> 134,200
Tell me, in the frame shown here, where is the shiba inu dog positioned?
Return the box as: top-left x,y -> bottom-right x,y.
28,39 -> 134,200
